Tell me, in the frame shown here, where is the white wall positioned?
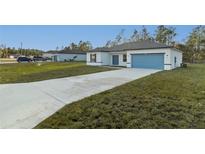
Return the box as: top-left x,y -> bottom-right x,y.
87,52 -> 113,66
87,52 -> 127,67
56,54 -> 86,61
86,48 -> 182,70
126,48 -> 172,70
170,49 -> 182,69
101,52 -> 111,65
86,52 -> 103,66
110,52 -> 127,67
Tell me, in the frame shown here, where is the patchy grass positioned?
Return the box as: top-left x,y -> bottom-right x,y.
0,62 -> 114,84
35,64 -> 205,129
0,58 -> 17,63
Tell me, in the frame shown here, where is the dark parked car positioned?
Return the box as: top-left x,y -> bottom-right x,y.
17,57 -> 32,63
33,56 -> 45,62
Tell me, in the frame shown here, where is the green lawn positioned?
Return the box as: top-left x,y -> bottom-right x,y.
35,64 -> 205,129
0,58 -> 17,63
0,62 -> 114,84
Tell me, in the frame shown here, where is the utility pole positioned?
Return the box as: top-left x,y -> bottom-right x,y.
20,42 -> 23,55
21,42 -> 23,49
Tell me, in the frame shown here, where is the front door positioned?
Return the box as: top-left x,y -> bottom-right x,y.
112,55 -> 119,65
54,55 -> 58,62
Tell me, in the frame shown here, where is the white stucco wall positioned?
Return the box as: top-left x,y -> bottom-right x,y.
86,52 -> 103,66
101,52 -> 111,65
110,52 -> 127,67
170,48 -> 183,69
58,54 -> 86,61
87,52 -> 127,66
87,48 -> 182,70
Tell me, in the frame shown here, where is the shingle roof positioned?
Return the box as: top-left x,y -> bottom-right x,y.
58,50 -> 86,54
46,50 -> 86,54
90,40 -> 172,52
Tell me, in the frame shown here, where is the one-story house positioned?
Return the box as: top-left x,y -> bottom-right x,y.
43,51 -> 86,62
9,54 -> 19,59
86,40 -> 182,70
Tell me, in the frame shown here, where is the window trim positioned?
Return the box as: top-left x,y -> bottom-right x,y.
123,54 -> 127,62
90,53 -> 96,63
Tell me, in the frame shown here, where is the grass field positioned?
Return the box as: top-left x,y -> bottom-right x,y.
0,62 -> 114,84
35,64 -> 205,129
0,58 -> 17,63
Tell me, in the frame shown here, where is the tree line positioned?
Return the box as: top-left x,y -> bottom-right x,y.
105,26 -> 177,47
48,40 -> 93,53
0,45 -> 43,58
105,25 -> 205,63
1,26 -> 205,63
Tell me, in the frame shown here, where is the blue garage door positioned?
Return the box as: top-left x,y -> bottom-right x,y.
131,53 -> 164,70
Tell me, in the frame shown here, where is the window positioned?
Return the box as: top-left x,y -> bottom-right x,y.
90,54 -> 96,62
123,54 -> 127,62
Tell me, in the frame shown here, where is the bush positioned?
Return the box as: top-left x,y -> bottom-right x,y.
181,63 -> 187,68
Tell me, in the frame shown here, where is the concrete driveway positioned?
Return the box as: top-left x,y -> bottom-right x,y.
0,68 -> 160,128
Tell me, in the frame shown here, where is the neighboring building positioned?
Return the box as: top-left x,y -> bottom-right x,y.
43,51 -> 86,62
9,54 -> 20,59
86,40 -> 182,70
42,53 -> 54,58
9,55 -> 15,59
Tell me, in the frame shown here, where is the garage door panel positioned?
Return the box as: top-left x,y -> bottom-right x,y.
131,53 -> 164,70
